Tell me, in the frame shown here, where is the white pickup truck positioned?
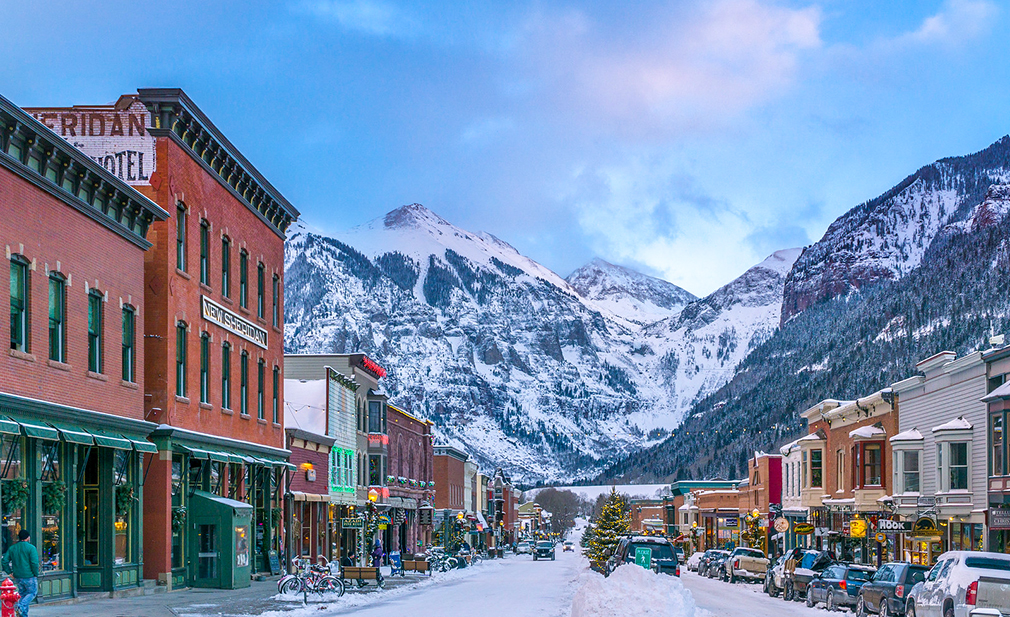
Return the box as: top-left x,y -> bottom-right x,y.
725,547 -> 769,584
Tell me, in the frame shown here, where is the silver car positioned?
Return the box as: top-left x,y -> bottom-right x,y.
905,551 -> 1010,617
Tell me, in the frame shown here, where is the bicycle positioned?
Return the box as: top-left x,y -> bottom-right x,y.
278,557 -> 345,597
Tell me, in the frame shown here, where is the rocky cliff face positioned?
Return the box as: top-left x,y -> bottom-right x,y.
781,136 -> 1010,323
284,205 -> 793,482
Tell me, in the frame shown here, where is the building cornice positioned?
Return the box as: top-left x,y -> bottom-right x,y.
137,88 -> 298,238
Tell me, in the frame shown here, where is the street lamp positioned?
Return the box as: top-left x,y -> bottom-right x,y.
368,488 -> 379,503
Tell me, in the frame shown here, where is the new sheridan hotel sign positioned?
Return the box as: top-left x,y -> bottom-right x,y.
202,296 -> 268,349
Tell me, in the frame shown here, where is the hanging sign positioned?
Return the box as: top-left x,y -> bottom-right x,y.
774,518 -> 790,533
341,517 -> 364,529
793,523 -> 815,535
877,519 -> 913,533
418,508 -> 434,526
849,519 -> 868,538
875,533 -> 887,544
990,507 -> 1010,530
912,517 -> 943,538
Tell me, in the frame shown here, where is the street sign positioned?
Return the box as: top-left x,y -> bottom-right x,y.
793,523 -> 815,535
875,533 -> 887,544
773,518 -> 789,533
635,547 -> 653,569
341,517 -> 364,529
877,519 -> 913,532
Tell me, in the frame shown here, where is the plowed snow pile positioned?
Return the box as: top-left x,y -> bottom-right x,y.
571,564 -> 700,617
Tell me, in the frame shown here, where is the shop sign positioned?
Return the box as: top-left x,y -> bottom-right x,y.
379,524 -> 388,530
341,517 -> 364,529
912,517 -> 943,538
793,523 -> 815,535
378,513 -> 392,525
990,506 -> 1010,530
875,533 -> 887,544
877,518 -> 913,533
201,296 -> 268,349
723,517 -> 738,528
418,508 -> 434,526
849,519 -> 868,538
773,517 -> 790,533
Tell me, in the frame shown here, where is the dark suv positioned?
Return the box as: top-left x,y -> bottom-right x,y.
607,536 -> 680,577
533,540 -> 555,561
806,563 -> 876,611
784,549 -> 835,601
855,562 -> 928,616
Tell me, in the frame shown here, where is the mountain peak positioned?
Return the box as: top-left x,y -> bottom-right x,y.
383,203 -> 452,231
567,258 -> 696,324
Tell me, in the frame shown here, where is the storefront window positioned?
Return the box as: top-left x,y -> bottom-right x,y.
210,461 -> 222,496
40,442 -> 64,572
369,455 -> 382,486
992,413 -> 1003,477
300,502 -> 311,557
114,449 -> 133,565
81,449 -> 100,565
1,435 -> 25,557
172,455 -> 185,570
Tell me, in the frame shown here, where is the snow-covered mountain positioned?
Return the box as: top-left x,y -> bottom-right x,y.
782,137 -> 1010,323
566,259 -> 696,324
283,204 -> 792,482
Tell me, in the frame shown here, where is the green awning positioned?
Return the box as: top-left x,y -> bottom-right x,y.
20,421 -> 60,441
87,430 -> 132,450
48,423 -> 94,445
207,451 -> 230,463
128,438 -> 158,454
177,445 -> 210,459
227,453 -> 246,464
0,417 -> 21,435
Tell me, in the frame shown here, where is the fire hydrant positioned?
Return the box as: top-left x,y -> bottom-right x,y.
1,577 -> 19,617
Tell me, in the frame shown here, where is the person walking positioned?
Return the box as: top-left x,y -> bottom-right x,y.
2,530 -> 39,617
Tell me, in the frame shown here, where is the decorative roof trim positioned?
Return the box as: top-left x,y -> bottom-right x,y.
137,88 -> 298,238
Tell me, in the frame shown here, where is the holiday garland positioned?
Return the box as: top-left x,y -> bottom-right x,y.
1,479 -> 29,513
172,506 -> 188,533
42,482 -> 67,514
115,485 -> 135,516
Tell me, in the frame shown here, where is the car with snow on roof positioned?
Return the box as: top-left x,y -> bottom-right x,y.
606,535 -> 680,577
904,551 -> 1010,617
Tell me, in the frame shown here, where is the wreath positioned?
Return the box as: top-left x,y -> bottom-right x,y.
115,484 -> 135,516
42,482 -> 67,514
172,506 -> 187,533
1,480 -> 29,513
270,507 -> 282,528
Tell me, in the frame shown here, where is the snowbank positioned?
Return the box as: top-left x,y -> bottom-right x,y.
571,564 -> 700,617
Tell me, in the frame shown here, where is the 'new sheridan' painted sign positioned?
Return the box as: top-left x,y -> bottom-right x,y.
202,296 -> 268,349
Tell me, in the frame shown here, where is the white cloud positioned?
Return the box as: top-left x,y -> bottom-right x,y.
901,0 -> 998,45
296,0 -> 415,36
518,0 -> 822,138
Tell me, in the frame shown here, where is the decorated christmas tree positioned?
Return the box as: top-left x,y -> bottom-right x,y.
580,523 -> 595,549
587,488 -> 628,564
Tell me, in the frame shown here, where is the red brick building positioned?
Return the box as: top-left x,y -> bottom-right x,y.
0,93 -> 168,601
25,89 -> 299,590
434,445 -> 467,512
286,428 -> 334,563
386,405 -> 434,554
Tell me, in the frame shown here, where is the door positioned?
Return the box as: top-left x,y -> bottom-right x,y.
191,519 -> 221,588
77,448 -> 108,591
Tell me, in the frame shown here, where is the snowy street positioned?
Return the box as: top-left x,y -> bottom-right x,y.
681,570 -> 843,617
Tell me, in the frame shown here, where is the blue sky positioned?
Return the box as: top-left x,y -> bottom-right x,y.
6,0 -> 1009,295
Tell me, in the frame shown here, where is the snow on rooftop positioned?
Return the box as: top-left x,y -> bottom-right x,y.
779,438 -> 801,455
849,425 -> 886,439
797,432 -> 825,442
890,428 -> 924,442
932,416 -> 973,432
982,379 -> 1010,402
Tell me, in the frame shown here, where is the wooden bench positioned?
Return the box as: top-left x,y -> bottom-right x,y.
402,560 -> 430,575
341,566 -> 385,588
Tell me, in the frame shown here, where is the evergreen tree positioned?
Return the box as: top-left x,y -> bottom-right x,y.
587,488 -> 629,564
580,523 -> 595,550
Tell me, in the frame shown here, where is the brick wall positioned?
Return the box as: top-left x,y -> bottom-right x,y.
387,407 -> 432,499
289,442 -> 330,495
0,166 -> 146,417
139,136 -> 286,450
434,453 -> 464,510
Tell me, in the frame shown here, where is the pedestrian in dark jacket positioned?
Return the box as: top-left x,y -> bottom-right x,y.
2,530 -> 39,617
371,538 -> 383,567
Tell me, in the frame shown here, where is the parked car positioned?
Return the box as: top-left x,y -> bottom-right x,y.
784,549 -> 835,601
563,542 -> 574,552
607,535 -> 680,577
673,546 -> 685,564
806,563 -> 876,611
533,540 -> 556,561
516,541 -> 532,554
765,554 -> 789,596
856,561 -> 929,617
726,546 -> 769,583
708,552 -> 732,579
905,551 -> 1010,617
698,549 -> 729,577
687,551 -> 705,572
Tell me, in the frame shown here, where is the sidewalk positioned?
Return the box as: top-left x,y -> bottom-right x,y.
32,570 -> 424,617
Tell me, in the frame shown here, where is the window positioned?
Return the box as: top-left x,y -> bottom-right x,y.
949,442 -> 968,490
199,220 -> 210,285
9,257 -> 29,352
368,401 -> 386,433
257,359 -> 265,420
801,451 -> 807,488
903,450 -> 920,493
176,322 -> 187,397
48,274 -> 66,362
863,443 -> 882,486
240,351 -> 249,415
993,413 -> 1004,477
272,366 -> 279,423
176,205 -> 187,271
239,250 -> 248,309
272,274 -> 279,327
221,236 -> 231,298
121,306 -> 135,382
200,333 -> 210,403
836,450 -> 845,493
810,449 -> 822,488
87,291 -> 103,373
222,343 -> 231,409
257,263 -> 265,319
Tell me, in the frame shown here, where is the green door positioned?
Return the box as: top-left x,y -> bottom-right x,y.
191,518 -> 221,588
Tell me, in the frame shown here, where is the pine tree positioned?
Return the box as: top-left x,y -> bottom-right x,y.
587,488 -> 628,564
580,523 -> 595,549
